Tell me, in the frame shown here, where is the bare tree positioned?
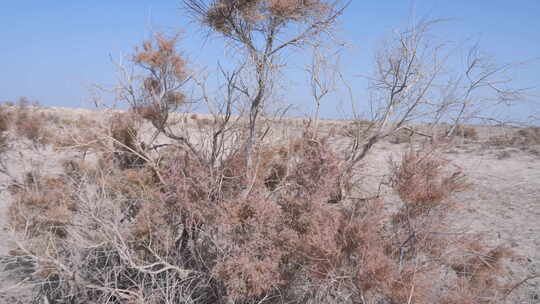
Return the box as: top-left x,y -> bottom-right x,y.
305,44 -> 340,136
345,19 -> 526,172
182,0 -> 350,165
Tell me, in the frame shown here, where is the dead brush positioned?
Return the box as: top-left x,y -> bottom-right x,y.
516,126 -> 540,145
1,132 -> 520,304
339,119 -> 374,138
53,115 -> 106,153
13,108 -> 52,146
0,30 -> 523,302
109,112 -> 146,169
0,105 -> 10,133
486,126 -> 540,149
0,105 -> 11,152
388,128 -> 413,144
451,245 -> 512,290
451,125 -> 479,139
8,172 -> 75,238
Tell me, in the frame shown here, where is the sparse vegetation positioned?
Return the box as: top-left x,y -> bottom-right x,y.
9,98 -> 52,146
451,125 -> 479,140
0,105 -> 11,152
486,126 -> 540,157
1,129 -> 522,303
0,2 -> 538,304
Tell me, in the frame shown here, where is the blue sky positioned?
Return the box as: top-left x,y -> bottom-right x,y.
1,1 -> 539,119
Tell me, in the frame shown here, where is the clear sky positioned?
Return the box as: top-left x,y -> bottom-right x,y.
1,1 -> 539,119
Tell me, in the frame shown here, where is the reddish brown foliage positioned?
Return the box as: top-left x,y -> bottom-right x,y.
390,146 -> 469,220
133,34 -> 187,82
204,0 -> 328,33
4,128 -> 515,304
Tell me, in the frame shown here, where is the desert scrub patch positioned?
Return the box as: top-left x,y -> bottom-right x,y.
61,158 -> 100,183
0,105 -> 11,133
53,126 -> 105,153
339,119 -> 374,138
3,134 -> 519,304
485,126 -> 540,149
516,126 -> 540,145
11,105 -> 54,146
98,165 -> 161,224
452,124 -> 479,139
195,116 -> 215,129
8,172 -> 76,238
109,112 -> 147,169
388,128 -> 412,144
0,105 -> 11,151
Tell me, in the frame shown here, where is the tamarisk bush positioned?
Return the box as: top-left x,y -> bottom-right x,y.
1,7 -> 525,304
3,127 -> 517,303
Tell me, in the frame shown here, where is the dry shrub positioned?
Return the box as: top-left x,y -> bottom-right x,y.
516,126 -> 540,145
339,119 -> 373,138
390,146 -> 469,219
3,129 -> 516,304
196,117 -> 214,129
451,245 -> 512,293
451,125 -> 478,139
50,114 -> 103,152
486,134 -> 516,148
8,172 -> 75,238
133,133 -> 354,301
110,113 -> 138,150
0,105 -> 10,133
61,159 -> 99,183
134,34 -> 187,83
14,109 -> 51,145
487,126 -> 540,149
386,146 -> 515,303
109,113 -> 146,169
212,191 -> 288,299
128,33 -> 188,137
0,105 -> 11,151
54,129 -> 103,152
389,128 -> 412,144
132,103 -> 164,122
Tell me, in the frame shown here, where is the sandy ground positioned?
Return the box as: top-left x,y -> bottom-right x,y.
0,107 -> 539,303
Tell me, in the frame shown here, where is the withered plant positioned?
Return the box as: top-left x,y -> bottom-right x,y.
4,98 -> 55,147
1,5 -> 530,304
